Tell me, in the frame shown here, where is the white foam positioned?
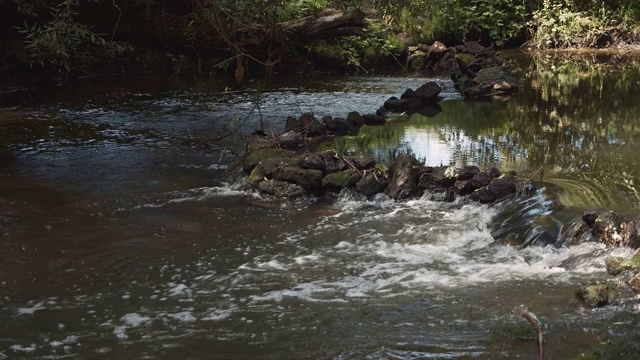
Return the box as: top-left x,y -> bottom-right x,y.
168,311 -> 196,322
17,300 -> 46,315
9,344 -> 36,353
120,313 -> 151,327
168,283 -> 192,297
203,308 -> 234,321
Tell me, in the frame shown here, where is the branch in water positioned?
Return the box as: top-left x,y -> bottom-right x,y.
519,305 -> 544,360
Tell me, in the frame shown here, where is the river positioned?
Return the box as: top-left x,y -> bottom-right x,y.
2,51 -> 640,359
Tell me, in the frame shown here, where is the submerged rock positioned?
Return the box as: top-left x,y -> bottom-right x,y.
575,281 -> 624,307
605,256 -> 640,276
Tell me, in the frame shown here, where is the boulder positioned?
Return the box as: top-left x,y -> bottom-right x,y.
322,169 -> 362,190
347,111 -> 365,129
458,165 -> 480,180
321,151 -> 348,173
413,82 -> 442,102
257,179 -> 307,198
406,50 -> 427,70
356,169 -> 389,196
418,166 -> 457,190
298,154 -> 325,170
385,154 -> 422,199
622,215 -> 640,249
455,53 -> 476,69
245,133 -> 276,152
278,166 -> 323,191
243,148 -> 289,173
322,116 -> 353,135
575,282 -> 623,307
605,256 -> 640,276
462,41 -> 485,55
277,131 -> 304,149
363,114 -> 386,126
470,175 -> 518,204
426,41 -> 447,61
346,155 -> 376,170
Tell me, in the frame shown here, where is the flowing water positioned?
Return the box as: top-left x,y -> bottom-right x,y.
2,52 -> 640,359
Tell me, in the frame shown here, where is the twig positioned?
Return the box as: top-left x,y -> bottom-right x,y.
341,155 -> 363,175
519,305 -> 544,360
111,0 -> 121,41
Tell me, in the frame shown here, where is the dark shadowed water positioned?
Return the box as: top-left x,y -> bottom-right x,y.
2,51 -> 640,359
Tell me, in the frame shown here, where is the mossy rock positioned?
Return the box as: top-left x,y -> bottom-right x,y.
575,281 -> 622,307
455,53 -> 476,69
406,50 -> 427,70
322,169 -> 362,190
248,166 -> 265,185
605,256 -> 640,276
243,148 -> 290,173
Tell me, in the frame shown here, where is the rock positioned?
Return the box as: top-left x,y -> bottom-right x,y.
455,53 -> 476,69
248,166 -> 265,185
470,171 -> 494,189
492,80 -> 517,94
243,148 -> 289,173
245,133 -> 276,152
323,116 -> 352,135
257,179 -> 306,198
322,169 -> 362,190
622,215 -> 640,249
356,169 -> 389,196
321,151 -> 348,173
429,188 -> 455,202
385,154 -> 422,199
461,86 -> 486,98
298,113 -> 327,136
426,41 -> 447,61
627,274 -> 640,293
470,175 -> 517,204
278,166 -> 323,191
258,157 -> 295,177
345,155 -> 375,170
413,82 -> 442,102
458,165 -> 480,180
406,50 -> 427,70
463,41 -> 485,55
575,282 -> 621,307
474,67 -> 518,86
298,154 -> 325,170
363,114 -> 386,126
454,180 -> 476,196
383,97 -> 408,112
418,165 -> 457,190
400,88 -> 417,99
278,131 -> 304,149
605,256 -> 640,276
595,210 -> 626,246
347,111 -> 365,129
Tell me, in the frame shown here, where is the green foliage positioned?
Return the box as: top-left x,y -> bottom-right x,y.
528,0 -> 640,48
338,21 -> 405,69
14,0 -> 105,71
418,0 -> 532,46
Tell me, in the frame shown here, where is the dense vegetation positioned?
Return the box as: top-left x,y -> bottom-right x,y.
1,0 -> 639,78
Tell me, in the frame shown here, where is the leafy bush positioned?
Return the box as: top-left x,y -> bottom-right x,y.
15,0 -> 105,71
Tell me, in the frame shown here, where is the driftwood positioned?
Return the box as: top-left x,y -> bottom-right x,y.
519,305 -> 544,360
267,9 -> 366,44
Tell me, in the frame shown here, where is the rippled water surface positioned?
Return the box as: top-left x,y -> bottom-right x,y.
2,53 -> 640,359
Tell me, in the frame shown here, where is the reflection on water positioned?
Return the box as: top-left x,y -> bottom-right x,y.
2,55 -> 640,358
